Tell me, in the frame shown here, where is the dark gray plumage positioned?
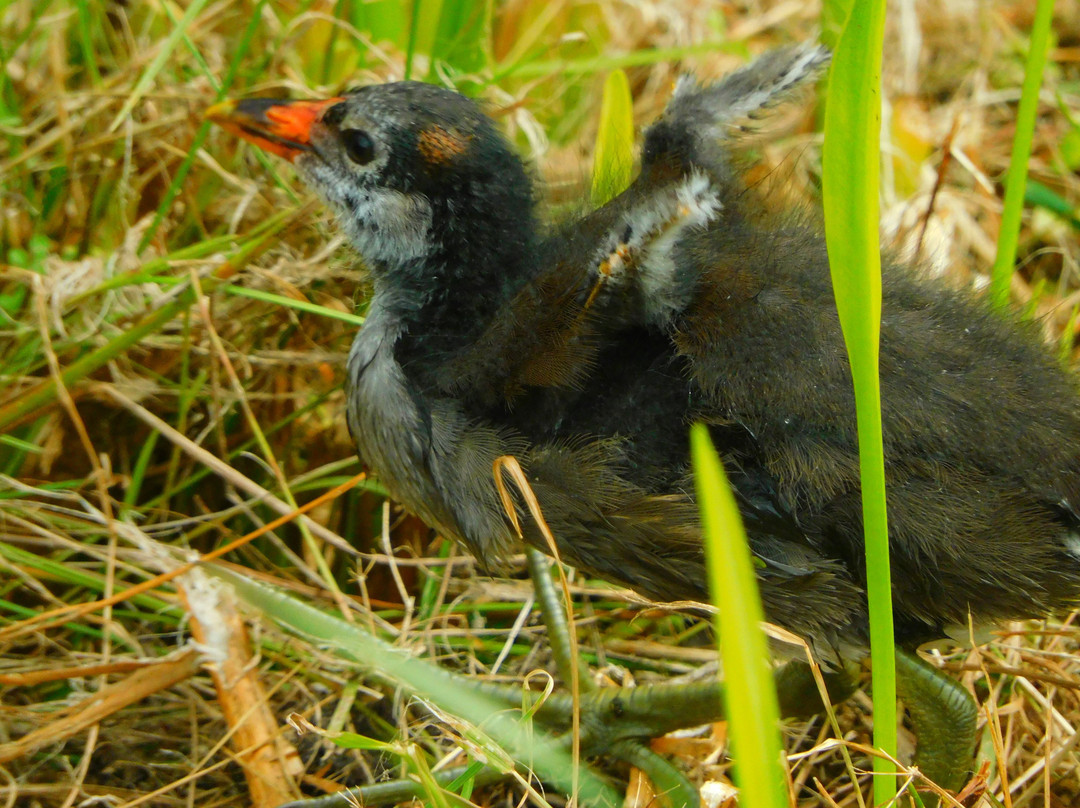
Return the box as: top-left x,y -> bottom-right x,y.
210,44 -> 1080,662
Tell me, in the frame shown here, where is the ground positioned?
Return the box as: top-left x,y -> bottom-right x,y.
1,1 -> 1079,806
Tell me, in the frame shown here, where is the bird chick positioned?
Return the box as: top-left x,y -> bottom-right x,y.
209,44 -> 1080,662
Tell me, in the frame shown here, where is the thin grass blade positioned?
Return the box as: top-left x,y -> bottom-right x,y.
590,69 -> 634,206
821,0 -> 896,803
989,0 -> 1057,305
691,424 -> 788,808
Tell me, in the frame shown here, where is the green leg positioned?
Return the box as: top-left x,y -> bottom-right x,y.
275,659 -> 855,808
275,764 -> 509,807
259,567 -> 974,807
524,546 -> 596,692
272,548 -> 862,808
895,649 -> 978,792
523,545 -> 694,805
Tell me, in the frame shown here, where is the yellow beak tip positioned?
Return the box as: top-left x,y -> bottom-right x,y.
205,99 -> 238,123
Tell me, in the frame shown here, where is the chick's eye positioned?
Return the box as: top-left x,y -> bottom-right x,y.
342,129 -> 376,166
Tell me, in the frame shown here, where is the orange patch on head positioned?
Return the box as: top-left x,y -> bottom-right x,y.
417,126 -> 469,165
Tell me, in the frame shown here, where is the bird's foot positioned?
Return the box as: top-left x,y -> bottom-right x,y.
273,659 -> 853,808
895,649 -> 979,794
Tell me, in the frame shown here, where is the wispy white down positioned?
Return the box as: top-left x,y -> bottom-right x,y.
592,171 -> 722,324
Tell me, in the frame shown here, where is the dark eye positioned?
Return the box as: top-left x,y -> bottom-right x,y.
342,129 -> 376,166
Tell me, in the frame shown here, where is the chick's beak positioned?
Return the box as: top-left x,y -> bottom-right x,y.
206,97 -> 344,161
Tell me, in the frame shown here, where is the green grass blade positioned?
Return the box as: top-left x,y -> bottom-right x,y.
590,69 -> 635,206
494,41 -> 740,81
212,564 -> 623,807
989,0 -> 1057,306
0,434 -> 43,453
691,424 -> 788,808
1025,178 -> 1080,231
348,0 -> 406,49
406,0 -> 442,80
0,208 -> 294,432
73,0 -> 103,86
137,0 -> 268,252
820,0 -> 849,50
224,285 -> 367,327
0,541 -> 177,618
821,1 -> 896,804
108,0 -> 212,132
404,0 -> 422,80
428,0 -> 492,80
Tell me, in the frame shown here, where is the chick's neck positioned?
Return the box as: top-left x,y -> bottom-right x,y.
367,178 -> 541,393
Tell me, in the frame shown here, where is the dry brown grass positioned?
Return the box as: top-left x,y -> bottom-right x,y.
1,1 -> 1079,806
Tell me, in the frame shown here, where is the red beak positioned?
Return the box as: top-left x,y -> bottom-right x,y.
206,97 -> 344,161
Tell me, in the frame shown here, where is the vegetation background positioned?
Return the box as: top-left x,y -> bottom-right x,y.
1,0 -> 1079,806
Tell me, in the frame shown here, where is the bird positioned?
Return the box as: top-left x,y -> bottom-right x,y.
208,44 -> 1080,789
